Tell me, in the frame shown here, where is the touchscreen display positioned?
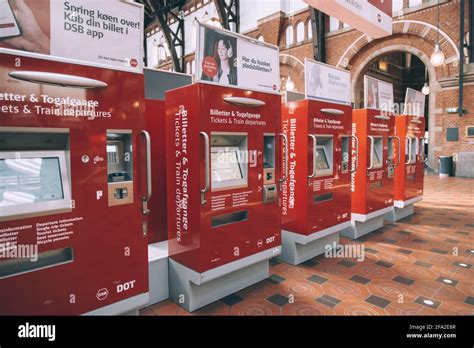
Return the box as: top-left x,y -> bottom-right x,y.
0,158 -> 64,207
315,148 -> 330,170
211,150 -> 243,183
373,147 -> 382,167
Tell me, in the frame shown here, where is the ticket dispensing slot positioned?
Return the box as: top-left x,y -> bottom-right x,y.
0,128 -> 72,222
315,135 -> 334,177
263,134 -> 277,204
107,130 -> 133,207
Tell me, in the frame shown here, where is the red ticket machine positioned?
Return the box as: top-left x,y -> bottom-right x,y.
385,115 -> 426,221
341,109 -> 400,239
166,82 -> 283,311
144,68 -> 192,306
278,100 -> 356,264
0,49 -> 150,315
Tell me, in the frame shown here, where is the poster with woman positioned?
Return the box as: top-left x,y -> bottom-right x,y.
364,75 -> 394,112
199,26 -> 238,86
196,22 -> 280,93
403,88 -> 426,117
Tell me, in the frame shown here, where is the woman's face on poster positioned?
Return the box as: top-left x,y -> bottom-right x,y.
217,40 -> 228,61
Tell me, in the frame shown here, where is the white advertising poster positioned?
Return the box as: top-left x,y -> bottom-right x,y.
196,22 -> 280,93
305,58 -> 351,105
364,75 -> 394,112
403,88 -> 426,117
0,0 -> 143,72
304,0 -> 392,39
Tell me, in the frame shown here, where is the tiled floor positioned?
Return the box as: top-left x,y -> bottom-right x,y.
141,174 -> 474,316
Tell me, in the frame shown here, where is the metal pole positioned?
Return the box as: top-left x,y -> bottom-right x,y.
459,0 -> 465,116
470,0 -> 474,62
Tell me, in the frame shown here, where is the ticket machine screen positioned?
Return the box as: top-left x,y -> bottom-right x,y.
0,157 -> 64,207
211,148 -> 243,183
0,130 -> 71,221
210,133 -> 248,191
315,148 -> 330,170
373,147 -> 382,167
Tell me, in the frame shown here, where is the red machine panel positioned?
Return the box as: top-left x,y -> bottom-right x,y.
0,50 -> 148,315
393,115 -> 425,203
281,100 -> 353,235
145,99 -> 167,243
351,109 -> 397,216
166,83 -> 282,273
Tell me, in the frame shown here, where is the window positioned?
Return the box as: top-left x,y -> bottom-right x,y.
329,17 -> 339,32
393,0 -> 404,12
467,126 -> 474,137
286,25 -> 294,46
409,0 -> 423,7
191,60 -> 196,74
296,22 -> 305,42
186,61 -> 191,74
307,21 -> 313,39
257,35 -> 264,42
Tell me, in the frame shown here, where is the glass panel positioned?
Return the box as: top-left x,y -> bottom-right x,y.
0,158 -> 64,207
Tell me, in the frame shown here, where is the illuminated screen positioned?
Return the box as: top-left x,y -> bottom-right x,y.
315,148 -> 330,170
211,150 -> 243,183
107,145 -> 117,153
0,158 -> 64,207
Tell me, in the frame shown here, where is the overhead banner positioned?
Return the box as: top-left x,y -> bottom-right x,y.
304,0 -> 392,39
403,88 -> 426,117
0,0 -> 143,72
305,58 -> 351,105
364,75 -> 394,112
196,22 -> 280,93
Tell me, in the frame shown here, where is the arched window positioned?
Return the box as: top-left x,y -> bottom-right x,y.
286,25 -> 294,46
329,17 -> 339,32
307,21 -> 313,39
393,0 -> 403,12
296,22 -> 305,42
257,35 -> 264,43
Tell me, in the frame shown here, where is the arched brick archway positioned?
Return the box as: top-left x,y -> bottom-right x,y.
343,26 -> 459,170
280,54 -> 305,94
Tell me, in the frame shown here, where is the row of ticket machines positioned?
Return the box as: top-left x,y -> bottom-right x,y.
0,50 -> 425,314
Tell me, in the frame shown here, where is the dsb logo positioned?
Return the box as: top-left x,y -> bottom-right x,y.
117,280 -> 136,293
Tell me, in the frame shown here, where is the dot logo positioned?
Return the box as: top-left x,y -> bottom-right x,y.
257,239 -> 263,248
96,288 -> 109,301
130,58 -> 139,68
